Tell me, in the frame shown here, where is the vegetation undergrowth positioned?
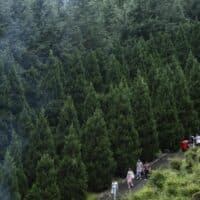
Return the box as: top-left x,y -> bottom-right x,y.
125,148 -> 200,200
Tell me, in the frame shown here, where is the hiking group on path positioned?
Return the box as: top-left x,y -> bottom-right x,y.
126,159 -> 151,189
111,159 -> 151,200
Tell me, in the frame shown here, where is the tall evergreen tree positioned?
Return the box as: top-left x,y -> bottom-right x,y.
39,50 -> 64,104
25,110 -> 55,185
84,51 -> 103,92
0,151 -> 21,200
7,65 -> 26,115
83,83 -> 100,123
15,104 -> 34,140
22,66 -> 40,108
153,67 -> 184,151
58,124 -> 87,200
105,54 -> 125,86
8,131 -> 28,199
132,73 -> 159,161
64,52 -> 88,124
187,53 -> 200,117
56,96 -> 79,155
82,109 -> 115,191
104,80 -> 140,176
25,154 -> 60,200
174,26 -> 191,65
171,57 -> 199,136
0,61 -> 12,159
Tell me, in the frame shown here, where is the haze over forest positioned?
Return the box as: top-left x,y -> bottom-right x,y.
0,0 -> 200,199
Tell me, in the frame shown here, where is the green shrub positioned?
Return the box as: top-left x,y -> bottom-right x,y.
170,159 -> 182,170
148,170 -> 166,190
130,187 -> 155,200
181,184 -> 199,197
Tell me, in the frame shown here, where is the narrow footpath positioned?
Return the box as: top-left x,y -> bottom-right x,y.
98,152 -> 184,200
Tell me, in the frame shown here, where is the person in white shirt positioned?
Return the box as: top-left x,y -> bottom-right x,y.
126,168 -> 135,189
110,180 -> 118,200
136,159 -> 143,180
195,135 -> 200,146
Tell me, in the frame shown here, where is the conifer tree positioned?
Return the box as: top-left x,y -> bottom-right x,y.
16,104 -> 34,140
7,65 -> 26,115
39,50 -> 64,104
0,61 -> 12,159
39,50 -> 65,126
22,66 -> 40,108
56,96 -> 79,155
84,51 -> 103,92
8,131 -> 28,199
174,26 -> 191,65
187,53 -> 200,117
65,52 -> 88,124
104,80 -> 140,176
58,124 -> 87,200
105,54 -> 124,86
0,151 -> 21,200
25,110 -> 55,185
82,109 -> 115,191
131,39 -> 150,73
171,57 -> 199,136
25,154 -> 60,200
154,67 -> 184,151
132,73 -> 159,161
83,83 -> 100,123
149,33 -> 177,64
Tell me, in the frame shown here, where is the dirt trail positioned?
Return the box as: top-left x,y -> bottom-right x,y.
98,152 -> 184,200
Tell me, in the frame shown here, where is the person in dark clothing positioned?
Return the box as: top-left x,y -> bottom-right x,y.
143,162 -> 151,180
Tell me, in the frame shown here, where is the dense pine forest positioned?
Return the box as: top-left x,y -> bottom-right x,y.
0,0 -> 200,199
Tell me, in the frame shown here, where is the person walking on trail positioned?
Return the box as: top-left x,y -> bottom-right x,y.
195,134 -> 200,146
143,162 -> 151,180
189,135 -> 195,147
136,159 -> 143,180
126,168 -> 135,189
110,180 -> 118,200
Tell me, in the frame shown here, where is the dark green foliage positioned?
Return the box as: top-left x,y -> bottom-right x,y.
84,51 -> 103,92
170,159 -> 182,171
24,110 -> 55,185
171,57 -> 199,136
58,124 -> 87,200
25,154 -> 60,200
153,67 -> 184,151
148,170 -> 166,190
56,96 -> 79,155
105,54 -> 125,86
39,50 -> 64,104
104,80 -> 140,176
83,83 -> 100,122
8,132 -> 28,199
186,52 -> 200,118
0,151 -> 21,200
82,109 -> 115,191
0,0 -> 200,197
7,66 -> 26,115
132,74 -> 159,161
0,63 -> 12,159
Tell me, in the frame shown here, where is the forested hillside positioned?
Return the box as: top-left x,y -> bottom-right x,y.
0,0 -> 200,199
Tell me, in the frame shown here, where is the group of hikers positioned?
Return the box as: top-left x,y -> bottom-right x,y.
110,159 -> 151,199
126,159 -> 151,189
